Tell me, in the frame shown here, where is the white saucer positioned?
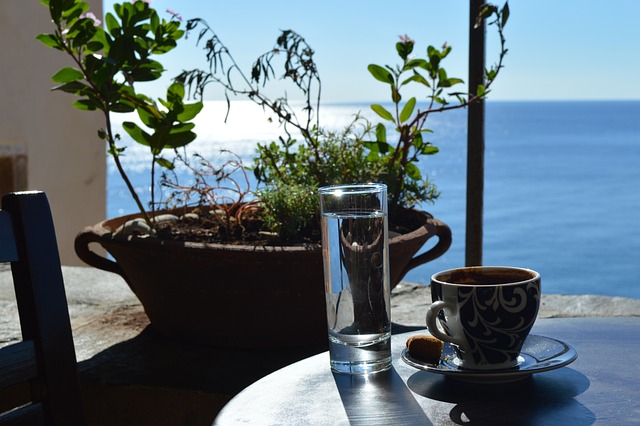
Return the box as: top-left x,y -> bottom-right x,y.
401,334 -> 577,384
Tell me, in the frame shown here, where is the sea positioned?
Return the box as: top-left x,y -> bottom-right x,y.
107,100 -> 640,299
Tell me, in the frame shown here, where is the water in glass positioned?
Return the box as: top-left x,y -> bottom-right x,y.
321,210 -> 391,374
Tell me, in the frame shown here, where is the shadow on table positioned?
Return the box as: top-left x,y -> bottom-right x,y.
407,367 -> 595,425
391,322 -> 426,335
334,367 -> 433,425
78,325 -> 328,425
80,325 -> 327,392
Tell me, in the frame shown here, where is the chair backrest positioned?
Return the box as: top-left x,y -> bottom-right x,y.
0,191 -> 83,425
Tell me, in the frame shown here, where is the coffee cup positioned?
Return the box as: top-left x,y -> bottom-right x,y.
426,266 -> 541,370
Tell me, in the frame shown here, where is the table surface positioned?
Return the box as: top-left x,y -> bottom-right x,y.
214,317 -> 640,425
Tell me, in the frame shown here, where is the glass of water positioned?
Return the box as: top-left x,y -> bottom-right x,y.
318,183 -> 391,374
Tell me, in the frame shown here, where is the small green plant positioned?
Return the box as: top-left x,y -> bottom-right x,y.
257,183 -> 319,242
366,3 -> 509,211
250,115 -> 389,241
177,1 -> 509,234
176,25 -> 388,240
37,0 -> 203,227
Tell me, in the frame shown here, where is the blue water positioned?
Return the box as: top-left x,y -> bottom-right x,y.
107,100 -> 640,298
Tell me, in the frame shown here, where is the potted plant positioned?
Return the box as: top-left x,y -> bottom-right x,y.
39,0 -> 508,348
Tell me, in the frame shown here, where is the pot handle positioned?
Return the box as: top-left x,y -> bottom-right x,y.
74,226 -> 126,278
401,216 -> 452,277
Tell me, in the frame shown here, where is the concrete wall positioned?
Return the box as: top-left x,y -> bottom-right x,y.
0,0 -> 105,265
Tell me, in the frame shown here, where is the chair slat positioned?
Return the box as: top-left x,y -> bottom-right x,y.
0,402 -> 45,426
0,211 -> 17,262
0,341 -> 37,390
1,192 -> 84,425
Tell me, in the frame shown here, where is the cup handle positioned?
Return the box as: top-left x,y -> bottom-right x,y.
426,301 -> 467,348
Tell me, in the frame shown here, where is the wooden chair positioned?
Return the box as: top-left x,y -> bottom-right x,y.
0,191 -> 83,425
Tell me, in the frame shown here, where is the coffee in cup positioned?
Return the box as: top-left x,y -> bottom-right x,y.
426,266 -> 541,370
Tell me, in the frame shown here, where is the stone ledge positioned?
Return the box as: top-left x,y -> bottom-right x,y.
391,282 -> 640,327
0,264 -> 143,360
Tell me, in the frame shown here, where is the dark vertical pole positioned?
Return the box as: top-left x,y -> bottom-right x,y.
466,0 -> 486,266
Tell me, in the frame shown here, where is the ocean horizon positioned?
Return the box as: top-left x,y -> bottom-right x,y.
107,100 -> 640,299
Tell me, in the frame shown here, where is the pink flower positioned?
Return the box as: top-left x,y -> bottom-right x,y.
167,8 -> 183,21
398,34 -> 414,45
80,12 -> 101,26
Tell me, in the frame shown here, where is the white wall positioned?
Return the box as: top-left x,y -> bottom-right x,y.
0,0 -> 105,265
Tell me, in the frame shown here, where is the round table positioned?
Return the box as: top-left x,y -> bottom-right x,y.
214,317 -> 640,425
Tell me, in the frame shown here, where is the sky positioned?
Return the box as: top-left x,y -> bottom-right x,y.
101,0 -> 640,103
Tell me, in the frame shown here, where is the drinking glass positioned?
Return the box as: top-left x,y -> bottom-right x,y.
319,183 -> 391,374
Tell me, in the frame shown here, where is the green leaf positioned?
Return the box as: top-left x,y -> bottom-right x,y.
405,162 -> 422,180
363,141 -> 379,154
375,123 -> 387,143
105,12 -> 120,34
155,157 -> 174,170
400,74 -> 418,87
52,80 -> 89,95
365,149 -> 380,163
401,71 -> 430,88
36,33 -> 61,49
73,99 -> 97,111
479,4 -> 497,19
413,131 -> 424,149
163,130 -> 197,149
437,68 -> 448,83
85,40 -> 104,53
136,105 -> 160,128
125,60 -> 164,83
69,17 -> 97,48
364,140 -> 392,155
167,82 -> 185,101
391,85 -> 401,103
404,58 -> 427,70
49,0 -> 75,23
370,104 -> 394,122
110,102 -> 135,113
399,97 -> 416,123
439,76 -> 464,88
107,144 -> 126,156
170,122 -> 196,134
368,64 -> 394,84
176,102 -> 204,122
396,40 -> 414,60
501,2 -> 510,27
427,45 -> 441,64
122,121 -> 151,146
441,45 -> 452,59
62,1 -> 88,22
421,145 -> 439,155
51,66 -> 84,83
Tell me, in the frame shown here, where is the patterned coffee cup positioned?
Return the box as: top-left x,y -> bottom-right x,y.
426,266 -> 541,370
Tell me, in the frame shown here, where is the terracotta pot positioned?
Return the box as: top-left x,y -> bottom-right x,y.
75,208 -> 451,348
